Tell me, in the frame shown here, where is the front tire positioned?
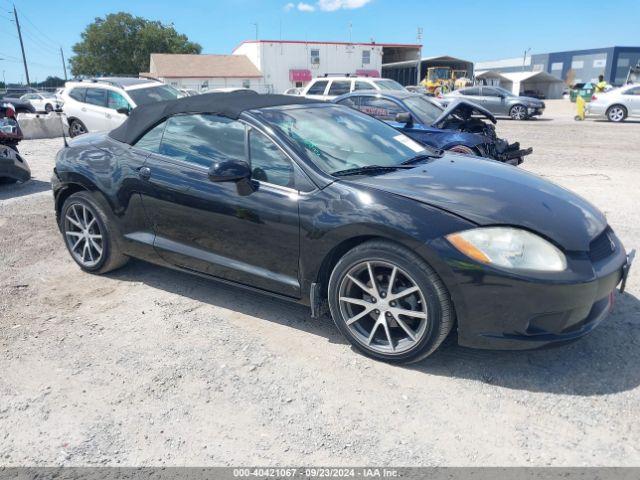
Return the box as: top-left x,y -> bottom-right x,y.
606,105 -> 627,122
446,144 -> 477,156
509,104 -> 528,120
328,240 -> 454,363
60,191 -> 128,274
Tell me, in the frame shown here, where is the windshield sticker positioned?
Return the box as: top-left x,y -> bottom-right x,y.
393,134 -> 424,153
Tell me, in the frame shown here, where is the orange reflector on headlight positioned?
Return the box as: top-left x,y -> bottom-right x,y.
446,233 -> 491,264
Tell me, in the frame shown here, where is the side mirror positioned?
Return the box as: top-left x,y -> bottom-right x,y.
208,159 -> 251,182
395,112 -> 413,126
116,107 -> 131,116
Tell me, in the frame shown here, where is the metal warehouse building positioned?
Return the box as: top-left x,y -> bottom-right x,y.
476,46 -> 640,86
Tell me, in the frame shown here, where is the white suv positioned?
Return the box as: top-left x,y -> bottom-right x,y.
301,76 -> 406,101
62,77 -> 181,137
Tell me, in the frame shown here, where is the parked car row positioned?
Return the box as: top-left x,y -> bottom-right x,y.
51,90 -> 633,363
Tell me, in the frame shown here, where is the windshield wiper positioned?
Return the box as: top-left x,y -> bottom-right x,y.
401,152 -> 443,165
332,165 -> 414,177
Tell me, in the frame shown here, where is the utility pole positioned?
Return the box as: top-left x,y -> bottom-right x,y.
416,27 -> 423,86
252,22 -> 259,40
13,4 -> 30,86
522,47 -> 531,71
60,47 -> 68,80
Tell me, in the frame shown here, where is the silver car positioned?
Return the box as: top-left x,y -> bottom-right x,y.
587,84 -> 640,122
441,86 -> 545,120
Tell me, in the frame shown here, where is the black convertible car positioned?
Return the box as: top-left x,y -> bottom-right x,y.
51,91 -> 633,363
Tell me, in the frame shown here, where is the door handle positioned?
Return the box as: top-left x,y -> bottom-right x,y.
138,166 -> 151,180
81,107 -> 86,112
105,113 -> 112,119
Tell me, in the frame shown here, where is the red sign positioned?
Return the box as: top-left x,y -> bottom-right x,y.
356,69 -> 380,77
289,69 -> 312,82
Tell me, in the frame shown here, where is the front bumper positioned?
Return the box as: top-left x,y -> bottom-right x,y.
0,145 -> 31,183
437,230 -> 629,350
527,106 -> 545,116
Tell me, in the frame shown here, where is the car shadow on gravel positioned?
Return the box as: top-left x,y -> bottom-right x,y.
109,260 -> 640,396
108,259 -> 346,344
0,179 -> 50,201
412,291 -> 640,396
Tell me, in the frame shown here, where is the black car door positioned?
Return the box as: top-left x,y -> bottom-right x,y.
138,113 -> 303,297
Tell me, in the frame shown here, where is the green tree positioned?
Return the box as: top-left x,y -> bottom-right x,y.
70,12 -> 201,76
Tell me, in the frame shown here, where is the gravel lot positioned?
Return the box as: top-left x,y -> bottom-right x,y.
1,100 -> 639,466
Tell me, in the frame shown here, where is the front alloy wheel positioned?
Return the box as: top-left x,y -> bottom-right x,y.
338,261 -> 429,355
328,240 -> 454,363
510,105 -> 528,120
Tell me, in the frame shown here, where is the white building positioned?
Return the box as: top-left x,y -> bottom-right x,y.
144,53 -> 265,92
232,40 -> 420,93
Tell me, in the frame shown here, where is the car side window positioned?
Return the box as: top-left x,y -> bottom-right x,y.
462,87 -> 480,96
69,88 -> 86,102
159,114 -> 245,168
328,81 -> 351,96
249,129 -> 294,188
134,121 -> 167,153
623,87 -> 640,96
353,81 -> 372,91
358,97 -> 405,121
84,88 -> 107,107
307,80 -> 328,95
482,87 -> 500,97
107,91 -> 130,110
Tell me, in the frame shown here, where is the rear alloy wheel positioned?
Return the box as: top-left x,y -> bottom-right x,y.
69,119 -> 87,137
509,104 -> 528,120
606,105 -> 627,123
328,241 -> 454,363
61,192 -> 128,273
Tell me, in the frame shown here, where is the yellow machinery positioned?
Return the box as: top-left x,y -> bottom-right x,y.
421,67 -> 470,95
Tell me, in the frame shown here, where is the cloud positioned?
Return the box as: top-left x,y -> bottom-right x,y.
297,2 -> 316,11
317,0 -> 371,11
284,0 -> 370,12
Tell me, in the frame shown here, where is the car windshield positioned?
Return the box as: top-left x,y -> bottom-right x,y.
373,79 -> 406,91
127,84 -> 180,106
403,96 -> 444,124
42,93 -> 56,98
492,86 -> 515,97
255,104 -> 428,175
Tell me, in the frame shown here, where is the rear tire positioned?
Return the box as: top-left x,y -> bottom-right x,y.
60,191 -> 129,274
328,240 -> 454,363
509,104 -> 528,120
606,105 -> 627,122
44,103 -> 53,113
69,119 -> 87,137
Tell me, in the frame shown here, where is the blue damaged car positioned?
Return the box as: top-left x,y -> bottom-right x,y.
333,90 -> 531,165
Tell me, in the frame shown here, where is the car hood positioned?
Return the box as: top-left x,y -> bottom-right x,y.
519,96 -> 544,105
430,99 -> 496,128
348,155 -> 606,251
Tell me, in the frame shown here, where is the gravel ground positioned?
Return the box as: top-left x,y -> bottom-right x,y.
0,100 -> 639,466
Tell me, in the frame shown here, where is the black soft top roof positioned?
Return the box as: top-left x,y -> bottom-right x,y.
109,90 -> 319,145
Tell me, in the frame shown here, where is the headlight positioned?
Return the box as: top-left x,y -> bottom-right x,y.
446,227 -> 567,271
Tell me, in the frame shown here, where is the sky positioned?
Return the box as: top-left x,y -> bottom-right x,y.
1,0 -> 639,84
